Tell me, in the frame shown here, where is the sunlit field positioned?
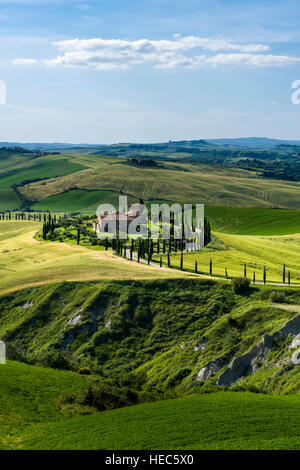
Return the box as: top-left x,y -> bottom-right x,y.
0,221 -> 190,295
152,231 -> 300,284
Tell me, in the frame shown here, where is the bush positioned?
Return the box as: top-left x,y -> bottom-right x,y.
39,348 -> 74,370
231,277 -> 250,295
78,367 -> 91,375
269,291 -> 286,303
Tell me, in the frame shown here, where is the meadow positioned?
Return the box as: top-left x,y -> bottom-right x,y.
0,159 -> 86,190
205,205 -> 300,235
153,231 -> 300,283
0,221 -> 189,295
32,189 -> 122,213
1,362 -> 300,450
20,157 -> 300,210
20,392 -> 300,450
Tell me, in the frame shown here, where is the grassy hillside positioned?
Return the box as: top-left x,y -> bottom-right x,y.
0,221 -> 190,295
154,231 -> 300,283
2,362 -> 300,450
0,159 -> 86,190
0,361 -> 88,449
1,277 -> 300,395
0,188 -> 21,211
20,157 -> 300,210
18,392 -> 300,450
205,206 -> 300,235
32,189 -> 123,213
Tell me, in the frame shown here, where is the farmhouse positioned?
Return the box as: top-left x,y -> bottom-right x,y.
93,203 -> 143,233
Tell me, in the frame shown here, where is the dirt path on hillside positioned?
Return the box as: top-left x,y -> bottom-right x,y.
269,303 -> 300,312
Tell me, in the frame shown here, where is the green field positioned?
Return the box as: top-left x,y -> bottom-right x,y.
0,159 -> 86,190
20,392 -> 300,450
0,188 -> 21,211
20,157 -> 300,210
0,361 -> 88,449
0,221 -> 189,295
205,206 -> 300,235
1,362 -> 300,450
32,189 -> 123,213
153,231 -> 300,283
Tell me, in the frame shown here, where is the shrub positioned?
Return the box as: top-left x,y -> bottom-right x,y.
39,348 -> 74,370
269,291 -> 286,303
165,367 -> 192,389
78,366 -> 91,375
231,277 -> 250,295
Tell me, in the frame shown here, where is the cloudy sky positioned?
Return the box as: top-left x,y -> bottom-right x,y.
1,0 -> 300,143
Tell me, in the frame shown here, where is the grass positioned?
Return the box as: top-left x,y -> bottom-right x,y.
21,158 -> 300,209
0,221 -> 191,295
1,361 -> 300,450
0,188 -> 21,211
14,392 -> 300,450
0,361 -> 88,449
153,231 -> 300,283
205,206 -> 300,235
32,189 -> 123,213
0,159 -> 86,190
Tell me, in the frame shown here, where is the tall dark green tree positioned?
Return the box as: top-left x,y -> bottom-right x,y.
204,217 -> 211,246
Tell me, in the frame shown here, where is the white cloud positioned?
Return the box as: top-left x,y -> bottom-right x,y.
16,35 -> 300,71
104,100 -> 137,111
204,53 -> 300,67
13,58 -> 38,65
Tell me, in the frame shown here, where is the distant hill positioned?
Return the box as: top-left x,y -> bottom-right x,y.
206,137 -> 300,149
5,137 -> 300,150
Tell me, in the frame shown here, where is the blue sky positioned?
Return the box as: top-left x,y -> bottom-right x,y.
0,0 -> 300,143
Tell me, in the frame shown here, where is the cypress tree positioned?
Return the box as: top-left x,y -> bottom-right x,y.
105,238 -> 108,251
160,256 -> 162,268
283,264 -> 286,284
244,262 -> 247,278
163,239 -> 166,254
209,258 -> 212,275
180,252 -> 183,270
77,228 -> 80,245
253,271 -> 256,284
157,239 -> 160,254
225,267 -> 228,279
288,271 -> 291,285
263,266 -> 266,285
204,217 -> 211,246
195,261 -> 198,273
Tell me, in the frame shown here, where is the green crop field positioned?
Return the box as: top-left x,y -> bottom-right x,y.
0,158 -> 86,190
153,231 -> 300,283
1,363 -> 300,450
20,157 -> 300,210
20,392 -> 300,450
205,206 -> 300,235
0,221 -> 191,295
0,188 -> 21,211
0,361 -> 88,449
32,189 -> 123,213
